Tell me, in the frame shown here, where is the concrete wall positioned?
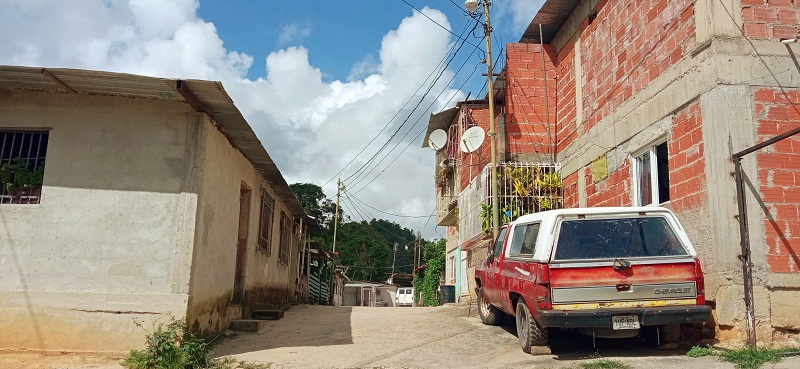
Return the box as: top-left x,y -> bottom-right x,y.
0,90 -> 197,352
187,115 -> 301,336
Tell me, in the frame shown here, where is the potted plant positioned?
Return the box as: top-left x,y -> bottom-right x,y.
0,158 -> 45,203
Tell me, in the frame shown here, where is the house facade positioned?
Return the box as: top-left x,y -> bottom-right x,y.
427,0 -> 800,342
0,66 -> 313,352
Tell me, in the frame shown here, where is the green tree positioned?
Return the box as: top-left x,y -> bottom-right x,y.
289,183 -> 338,229
336,222 -> 391,282
414,238 -> 446,306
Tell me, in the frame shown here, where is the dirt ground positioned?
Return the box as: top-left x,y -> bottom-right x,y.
2,303 -> 799,369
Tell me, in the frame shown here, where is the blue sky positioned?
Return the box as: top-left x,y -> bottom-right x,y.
0,0 -> 544,239
197,0 -> 534,95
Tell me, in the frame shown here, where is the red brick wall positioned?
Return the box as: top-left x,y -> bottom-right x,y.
459,105 -> 494,192
742,0 -> 800,40
563,171 -> 580,208
580,0 -> 696,131
586,162 -> 633,207
754,88 -> 800,273
556,40 -> 578,153
505,43 -> 557,157
668,101 -> 706,213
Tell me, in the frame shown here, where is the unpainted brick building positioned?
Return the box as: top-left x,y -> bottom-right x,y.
426,0 -> 800,343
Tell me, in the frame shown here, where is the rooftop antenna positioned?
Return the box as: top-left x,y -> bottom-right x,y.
460,126 -> 486,153
428,129 -> 448,151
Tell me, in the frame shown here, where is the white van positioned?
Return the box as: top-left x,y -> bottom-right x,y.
395,287 -> 414,306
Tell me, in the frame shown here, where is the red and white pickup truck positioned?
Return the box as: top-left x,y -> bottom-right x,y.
475,207 -> 711,353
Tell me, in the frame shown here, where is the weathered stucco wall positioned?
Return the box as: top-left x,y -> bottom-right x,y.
0,89 -> 197,352
188,116 -> 300,337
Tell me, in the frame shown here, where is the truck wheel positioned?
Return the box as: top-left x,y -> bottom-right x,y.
477,288 -> 505,325
516,299 -> 548,353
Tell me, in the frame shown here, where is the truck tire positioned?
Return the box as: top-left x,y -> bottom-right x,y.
477,287 -> 505,326
516,299 -> 548,352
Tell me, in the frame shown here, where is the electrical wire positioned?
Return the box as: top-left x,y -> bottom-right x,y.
349,58 -> 483,194
347,192 -> 433,218
322,17 -> 476,188
343,190 -> 416,243
399,0 -> 481,49
342,18 -> 483,188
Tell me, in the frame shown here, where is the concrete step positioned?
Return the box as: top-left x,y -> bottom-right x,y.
252,309 -> 284,320
228,319 -> 268,333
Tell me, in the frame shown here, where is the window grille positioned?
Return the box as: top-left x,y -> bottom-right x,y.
279,211 -> 292,266
1,130 -> 49,204
258,188 -> 275,255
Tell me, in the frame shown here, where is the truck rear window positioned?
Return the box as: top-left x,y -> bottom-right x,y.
554,217 -> 688,260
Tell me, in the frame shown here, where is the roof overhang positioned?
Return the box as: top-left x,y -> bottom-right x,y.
519,0 -> 582,44
0,65 -> 308,220
421,106 -> 459,148
420,99 -> 492,149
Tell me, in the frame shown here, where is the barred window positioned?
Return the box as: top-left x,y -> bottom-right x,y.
279,211 -> 292,266
1,130 -> 49,204
257,188 -> 275,255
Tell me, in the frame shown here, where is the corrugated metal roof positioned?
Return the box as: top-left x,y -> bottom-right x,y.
0,65 -> 313,225
422,107 -> 459,149
519,0 -> 581,44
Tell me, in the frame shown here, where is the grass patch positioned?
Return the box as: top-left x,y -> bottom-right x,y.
579,359 -> 633,369
687,345 -> 800,369
719,348 -> 781,369
687,345 -> 717,358
121,317 -> 270,369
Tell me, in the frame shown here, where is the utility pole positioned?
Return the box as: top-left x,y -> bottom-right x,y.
332,178 -> 343,255
391,242 -> 398,284
481,0 -> 501,241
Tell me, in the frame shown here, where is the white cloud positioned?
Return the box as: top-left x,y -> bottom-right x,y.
278,23 -> 312,45
0,1 -> 463,239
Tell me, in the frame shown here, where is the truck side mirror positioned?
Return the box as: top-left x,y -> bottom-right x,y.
487,250 -> 494,264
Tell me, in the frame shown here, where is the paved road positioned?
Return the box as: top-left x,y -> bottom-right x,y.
212,304 -> 797,369
2,304 -> 798,369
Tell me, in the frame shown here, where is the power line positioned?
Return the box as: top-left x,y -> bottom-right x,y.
322,18 -> 475,188
342,18 -> 482,188
346,22 -> 483,190
399,0 -> 481,49
348,192 -> 433,218
343,190 -> 416,243
349,59 -> 483,194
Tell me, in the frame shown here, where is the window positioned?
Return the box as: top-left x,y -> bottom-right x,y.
553,217 -> 688,260
257,188 -> 275,255
491,227 -> 508,258
1,130 -> 49,204
449,255 -> 456,280
633,142 -> 670,206
279,211 -> 292,265
509,223 -> 540,257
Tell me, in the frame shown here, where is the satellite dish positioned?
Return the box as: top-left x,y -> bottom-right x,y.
428,129 -> 447,151
460,126 -> 485,153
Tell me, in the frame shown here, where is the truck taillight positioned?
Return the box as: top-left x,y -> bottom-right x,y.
694,258 -> 706,305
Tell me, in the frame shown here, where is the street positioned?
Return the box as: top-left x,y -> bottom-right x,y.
2,303 -> 799,369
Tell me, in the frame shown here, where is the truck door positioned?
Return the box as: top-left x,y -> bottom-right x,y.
482,226 -> 508,305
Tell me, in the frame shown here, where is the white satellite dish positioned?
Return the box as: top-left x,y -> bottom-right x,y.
460,126 -> 485,153
428,129 -> 447,151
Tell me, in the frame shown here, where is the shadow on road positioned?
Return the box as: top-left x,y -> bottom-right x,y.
211,306 -> 354,356
498,318 -> 690,361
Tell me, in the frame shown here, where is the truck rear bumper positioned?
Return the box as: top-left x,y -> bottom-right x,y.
535,305 -> 711,328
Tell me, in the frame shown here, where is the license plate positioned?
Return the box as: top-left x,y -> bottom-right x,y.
612,315 -> 640,330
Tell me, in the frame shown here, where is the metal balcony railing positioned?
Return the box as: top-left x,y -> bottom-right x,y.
458,162 -> 562,243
